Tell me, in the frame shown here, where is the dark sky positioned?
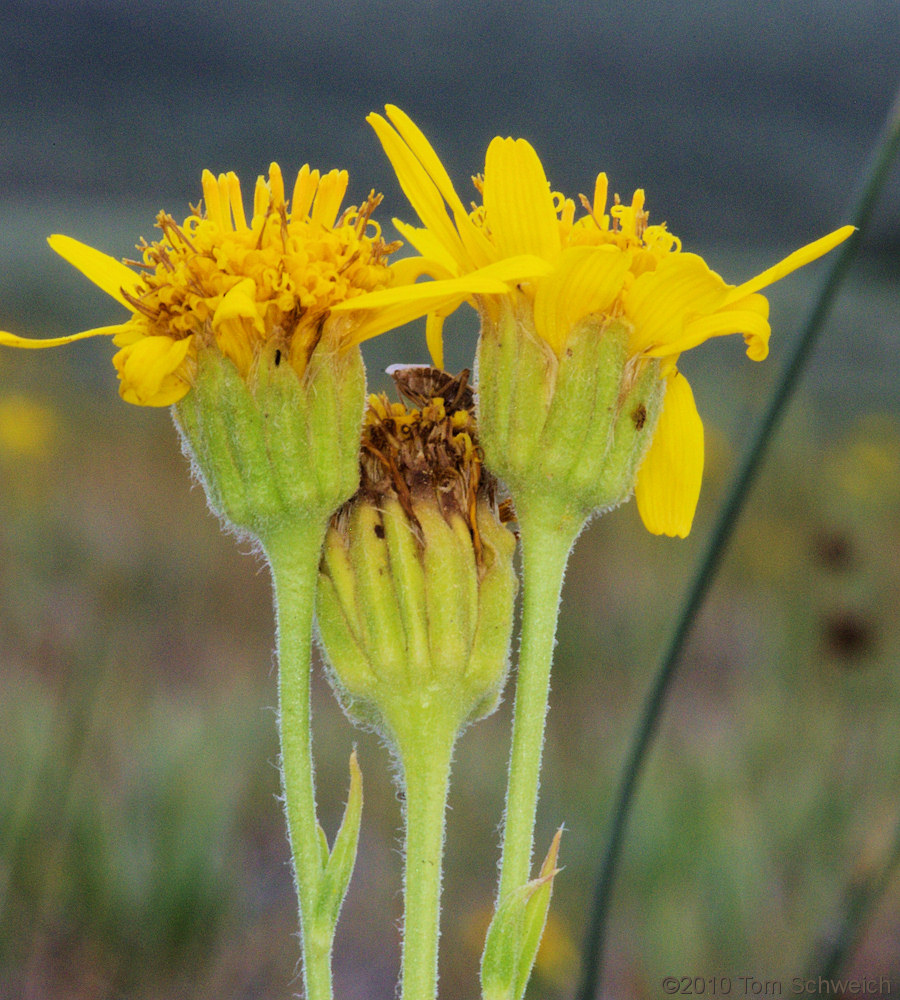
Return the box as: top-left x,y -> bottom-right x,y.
2,0 -> 898,250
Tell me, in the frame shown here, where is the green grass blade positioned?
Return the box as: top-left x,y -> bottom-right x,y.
808,811 -> 900,980
577,80 -> 900,1000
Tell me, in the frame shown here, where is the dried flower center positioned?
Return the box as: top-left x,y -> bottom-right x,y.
343,367 -> 511,555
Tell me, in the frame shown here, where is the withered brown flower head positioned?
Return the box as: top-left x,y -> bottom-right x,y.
342,367 -> 511,548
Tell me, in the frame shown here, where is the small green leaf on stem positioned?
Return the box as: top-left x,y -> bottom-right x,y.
515,827 -> 563,999
481,829 -> 563,1000
314,750 -> 364,933
316,823 -> 330,874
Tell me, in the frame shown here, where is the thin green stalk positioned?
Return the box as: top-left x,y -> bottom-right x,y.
577,81 -> 900,1000
264,516 -> 333,1000
498,497 -> 581,903
392,710 -> 459,1000
811,811 -> 900,979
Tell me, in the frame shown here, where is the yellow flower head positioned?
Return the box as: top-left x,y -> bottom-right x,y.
338,106 -> 853,536
1,165 -> 402,406
0,393 -> 55,458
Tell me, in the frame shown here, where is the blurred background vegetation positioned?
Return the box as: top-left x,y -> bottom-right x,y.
1,1 -> 898,998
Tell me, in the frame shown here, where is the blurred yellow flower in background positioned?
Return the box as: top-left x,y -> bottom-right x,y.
0,393 -> 55,458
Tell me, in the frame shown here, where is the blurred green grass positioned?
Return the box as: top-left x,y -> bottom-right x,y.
1,246 -> 898,998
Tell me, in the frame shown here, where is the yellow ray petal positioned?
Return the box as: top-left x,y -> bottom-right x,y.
368,112 -> 470,270
721,225 -> 855,306
330,255 -> 552,315
458,253 -> 554,287
311,169 -> 349,229
532,245 -> 629,354
388,253 -> 454,286
267,163 -> 285,206
592,173 -> 609,219
338,266 -> 533,346
202,170 -> 228,231
211,279 -> 264,375
392,219 -> 461,278
643,296 -> 771,361
635,371 -> 705,538
483,137 -> 561,262
425,312 -> 446,369
253,174 -> 271,218
290,164 -> 320,221
113,335 -> 193,407
212,278 -> 265,336
47,234 -> 143,309
216,173 -> 236,231
625,253 -> 729,355
383,105 -> 495,269
0,324 -> 130,348
119,378 -> 190,407
226,172 -> 248,230
344,293 -> 468,347
335,271 -> 508,316
384,105 -> 474,227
